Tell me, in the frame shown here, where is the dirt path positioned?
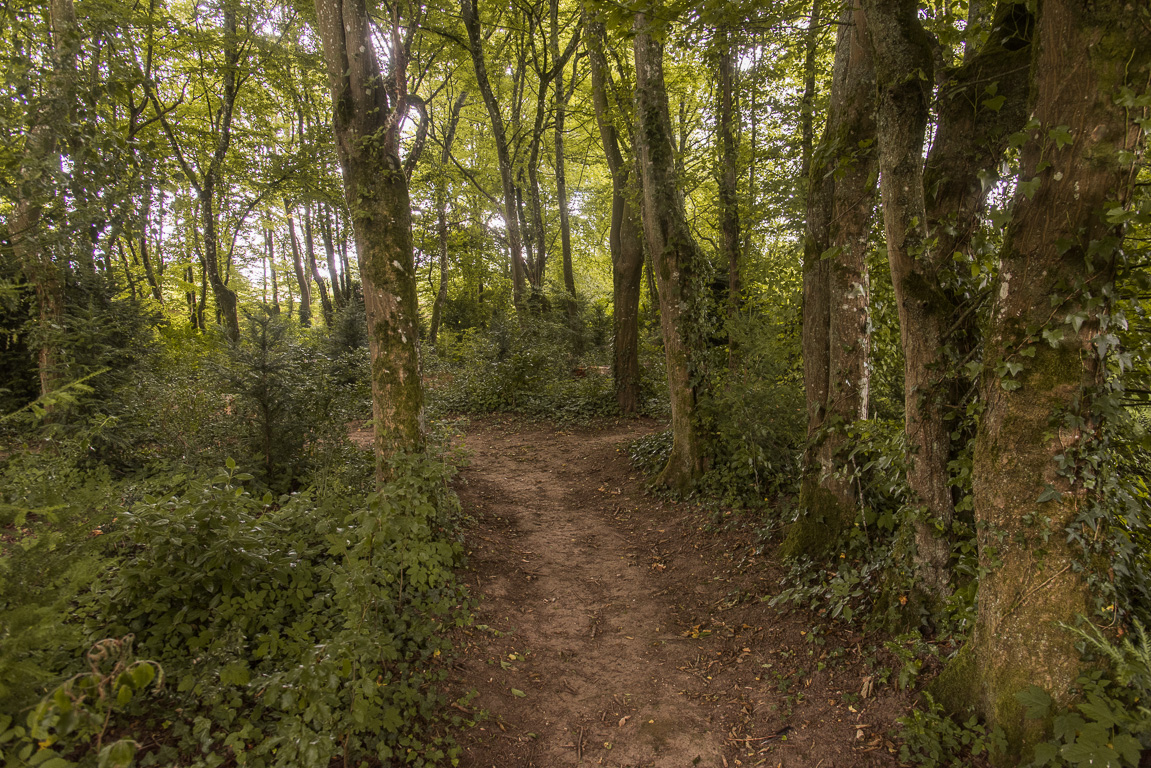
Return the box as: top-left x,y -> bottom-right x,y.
445,417 -> 911,768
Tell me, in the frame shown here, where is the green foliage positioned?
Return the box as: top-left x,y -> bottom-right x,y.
1016,622 -> 1151,768
899,692 -> 1007,768
694,310 -> 805,505
81,452 -> 467,767
1,636 -> 162,768
0,447 -> 116,717
427,305 -> 627,422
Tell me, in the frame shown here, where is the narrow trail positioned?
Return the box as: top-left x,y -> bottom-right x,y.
445,417 -> 910,768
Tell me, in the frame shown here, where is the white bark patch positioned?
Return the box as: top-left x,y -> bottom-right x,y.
392,260 -> 402,270
998,271 -> 1012,313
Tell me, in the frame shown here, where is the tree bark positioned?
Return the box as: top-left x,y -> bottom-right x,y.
932,2 -> 1149,762
861,0 -> 954,597
587,15 -> 643,413
799,0 -> 822,182
634,11 -> 707,490
786,0 -> 878,560
314,0 -> 426,481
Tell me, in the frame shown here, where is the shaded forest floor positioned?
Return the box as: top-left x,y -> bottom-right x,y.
440,416 -> 915,768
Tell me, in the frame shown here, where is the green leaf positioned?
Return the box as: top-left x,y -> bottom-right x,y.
1048,125 -> 1073,149
1077,694 -> 1118,729
1019,177 -> 1041,200
98,740 -> 136,768
1037,485 -> 1063,504
1031,742 -> 1058,766
982,94 -> 1006,112
1015,685 -> 1053,719
1111,733 -> 1142,765
510,688 -> 526,698
130,664 -> 156,689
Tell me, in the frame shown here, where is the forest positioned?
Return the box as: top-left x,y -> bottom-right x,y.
1,0 -> 1149,765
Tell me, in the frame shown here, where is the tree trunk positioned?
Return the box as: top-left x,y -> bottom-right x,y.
785,0 -> 878,561
715,25 -> 741,364
462,0 -> 529,308
931,2 -> 1149,762
861,0 -> 953,598
587,15 -> 643,413
554,9 -> 577,314
923,0 -> 1033,364
320,206 -> 344,309
429,91 -> 468,347
304,202 -> 333,325
139,186 -> 163,302
201,177 -> 240,340
634,11 -> 706,491
314,0 -> 425,482
284,203 -> 312,328
799,0 -> 822,182
10,0 -> 79,398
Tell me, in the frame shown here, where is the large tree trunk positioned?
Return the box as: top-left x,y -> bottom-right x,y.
461,0 -> 529,308
587,16 -> 643,413
785,0 -> 878,560
634,11 -> 707,491
429,92 -> 468,347
861,0 -> 954,597
863,0 -> 1036,599
313,0 -> 426,482
932,2 -> 1149,762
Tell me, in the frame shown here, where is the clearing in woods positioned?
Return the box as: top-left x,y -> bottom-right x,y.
442,416 -> 915,768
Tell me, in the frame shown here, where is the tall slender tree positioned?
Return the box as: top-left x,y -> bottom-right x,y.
312,0 -> 426,480
787,0 -> 878,560
634,9 -> 707,490
587,15 -> 643,413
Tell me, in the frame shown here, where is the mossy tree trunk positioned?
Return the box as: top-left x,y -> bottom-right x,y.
787,0 -> 878,560
862,0 -> 957,597
633,10 -> 707,491
933,2 -> 1150,762
862,0 -> 1035,599
313,0 -> 426,484
587,16 -> 643,414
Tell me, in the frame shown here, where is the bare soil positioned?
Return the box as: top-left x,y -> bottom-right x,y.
443,415 -> 915,768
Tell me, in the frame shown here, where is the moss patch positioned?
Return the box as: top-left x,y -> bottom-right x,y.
779,479 -> 851,561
